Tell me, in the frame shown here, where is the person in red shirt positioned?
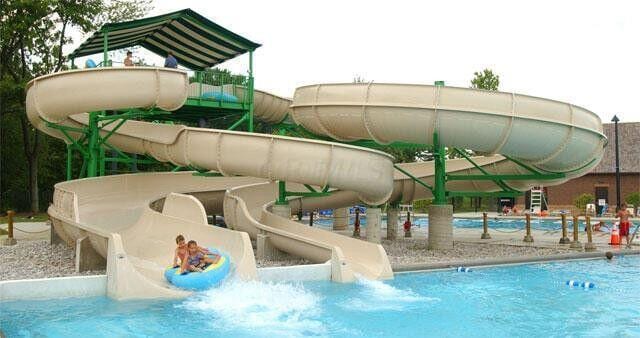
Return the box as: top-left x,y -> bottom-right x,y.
617,203 -> 632,245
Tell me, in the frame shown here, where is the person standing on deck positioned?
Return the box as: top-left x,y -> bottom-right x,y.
617,203 -> 632,245
123,51 -> 134,67
164,51 -> 178,68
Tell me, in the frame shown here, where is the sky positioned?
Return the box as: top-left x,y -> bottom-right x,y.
71,0 -> 640,123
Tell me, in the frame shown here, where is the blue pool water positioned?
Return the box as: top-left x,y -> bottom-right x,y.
307,217 -> 585,231
2,256 -> 639,337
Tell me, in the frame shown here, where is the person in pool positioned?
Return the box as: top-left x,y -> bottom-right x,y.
186,240 -> 220,272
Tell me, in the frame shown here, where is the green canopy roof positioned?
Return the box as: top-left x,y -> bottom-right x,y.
69,8 -> 261,70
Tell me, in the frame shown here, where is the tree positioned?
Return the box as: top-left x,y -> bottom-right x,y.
471,68 -> 500,91
0,0 -> 152,213
574,193 -> 595,215
626,192 -> 640,214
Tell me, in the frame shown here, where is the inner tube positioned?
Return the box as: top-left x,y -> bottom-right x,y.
164,248 -> 231,290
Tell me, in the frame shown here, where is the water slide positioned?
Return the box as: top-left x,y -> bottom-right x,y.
27,67 -> 606,299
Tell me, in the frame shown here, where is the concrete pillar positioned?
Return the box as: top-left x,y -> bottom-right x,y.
366,208 -> 382,244
387,207 -> 399,240
75,236 -> 106,272
428,204 -> 453,250
257,232 -> 283,260
272,204 -> 292,219
50,221 -> 64,245
584,216 -> 597,252
333,207 -> 349,231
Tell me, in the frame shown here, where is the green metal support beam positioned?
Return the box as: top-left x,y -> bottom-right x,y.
277,181 -> 287,205
432,132 -> 447,205
248,50 -> 254,132
452,148 -> 516,192
66,145 -> 72,180
192,171 -> 223,177
276,181 -> 331,205
228,114 -> 248,131
393,164 -> 433,192
87,112 -> 100,177
447,174 -> 565,181
447,191 -> 524,198
102,28 -> 109,66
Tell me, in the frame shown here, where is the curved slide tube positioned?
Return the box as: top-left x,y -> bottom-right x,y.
28,68 -> 395,298
290,83 -> 607,189
49,173 -> 265,299
28,68 -> 606,299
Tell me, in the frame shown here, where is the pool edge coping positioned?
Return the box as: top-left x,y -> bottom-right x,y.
392,249 -> 640,273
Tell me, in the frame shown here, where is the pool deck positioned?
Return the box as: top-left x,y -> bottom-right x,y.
3,219 -> 638,283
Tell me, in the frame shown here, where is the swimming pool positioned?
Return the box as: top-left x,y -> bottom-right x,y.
306,216 -> 584,231
2,256 -> 638,337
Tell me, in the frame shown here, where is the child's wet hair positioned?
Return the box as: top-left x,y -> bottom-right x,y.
175,234 -> 185,244
187,240 -> 197,247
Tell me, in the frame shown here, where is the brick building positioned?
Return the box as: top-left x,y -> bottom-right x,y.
516,122 -> 639,213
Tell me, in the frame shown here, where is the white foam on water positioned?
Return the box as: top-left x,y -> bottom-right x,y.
340,277 -> 439,312
180,280 -> 327,337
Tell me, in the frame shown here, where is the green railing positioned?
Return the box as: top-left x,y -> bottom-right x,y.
87,61 -> 253,106
188,70 -> 252,105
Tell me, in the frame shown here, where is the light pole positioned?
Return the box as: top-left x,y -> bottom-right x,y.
611,115 -> 621,209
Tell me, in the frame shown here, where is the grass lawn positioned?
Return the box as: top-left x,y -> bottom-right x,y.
0,212 -> 49,223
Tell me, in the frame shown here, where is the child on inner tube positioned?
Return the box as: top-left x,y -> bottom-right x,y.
173,235 -> 219,273
186,240 -> 220,272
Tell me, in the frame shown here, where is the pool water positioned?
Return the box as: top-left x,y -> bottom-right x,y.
2,256 -> 639,337
307,217 -> 585,231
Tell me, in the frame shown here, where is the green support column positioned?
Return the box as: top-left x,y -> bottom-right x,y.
102,28 -> 109,66
196,71 -> 203,97
66,144 -> 73,180
247,51 -> 254,132
432,132 -> 447,204
99,147 -> 106,176
276,181 -> 287,205
87,112 -> 100,177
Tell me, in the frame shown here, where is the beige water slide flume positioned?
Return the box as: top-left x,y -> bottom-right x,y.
27,67 -> 606,299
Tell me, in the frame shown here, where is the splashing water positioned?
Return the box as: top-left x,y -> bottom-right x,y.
180,280 -> 327,337
340,277 -> 439,312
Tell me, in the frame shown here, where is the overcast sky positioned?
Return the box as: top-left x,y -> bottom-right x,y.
75,0 -> 640,123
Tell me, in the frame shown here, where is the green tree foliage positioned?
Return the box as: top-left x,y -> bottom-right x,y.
626,192 -> 640,210
471,69 -> 500,91
190,68 -> 248,86
449,68 -> 501,161
0,0 -> 152,212
574,193 -> 595,214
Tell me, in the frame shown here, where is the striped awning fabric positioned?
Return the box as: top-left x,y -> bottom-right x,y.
69,9 -> 261,70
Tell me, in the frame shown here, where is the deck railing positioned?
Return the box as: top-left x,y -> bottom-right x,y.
188,70 -> 252,105
87,61 -> 253,106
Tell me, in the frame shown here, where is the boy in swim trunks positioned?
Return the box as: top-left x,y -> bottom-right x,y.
173,235 -> 189,273
617,203 -> 632,245
186,240 -> 220,272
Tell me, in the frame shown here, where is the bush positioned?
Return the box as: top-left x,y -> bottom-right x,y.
413,199 -> 433,213
626,192 -> 640,209
574,193 -> 595,213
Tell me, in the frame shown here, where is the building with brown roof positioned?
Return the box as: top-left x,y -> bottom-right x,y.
517,122 -> 639,213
